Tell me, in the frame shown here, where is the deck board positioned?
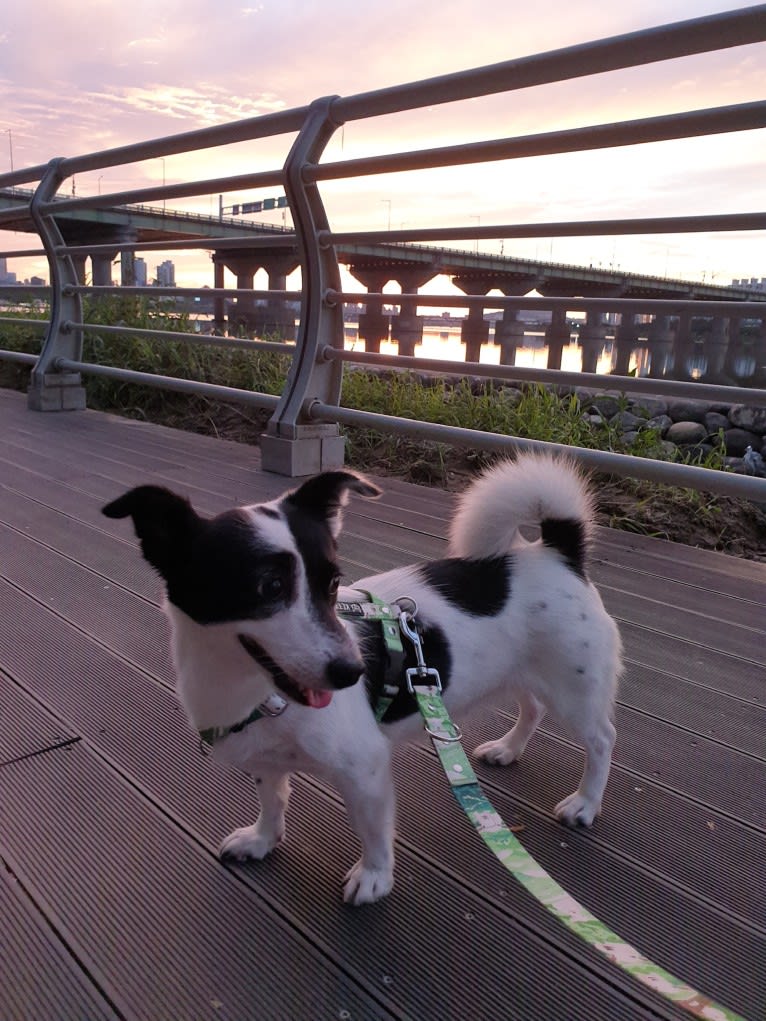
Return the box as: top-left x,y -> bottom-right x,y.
1,387 -> 764,1021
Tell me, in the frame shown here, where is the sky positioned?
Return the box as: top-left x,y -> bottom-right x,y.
0,0 -> 764,294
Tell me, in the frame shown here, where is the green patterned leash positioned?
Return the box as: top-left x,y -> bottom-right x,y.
395,610 -> 747,1021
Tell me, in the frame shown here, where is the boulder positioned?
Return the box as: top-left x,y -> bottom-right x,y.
646,414 -> 673,436
723,427 -> 762,457
611,410 -> 644,432
630,396 -> 668,418
666,399 -> 711,424
588,395 -> 621,419
704,411 -> 730,435
666,421 -> 708,445
728,405 -> 766,434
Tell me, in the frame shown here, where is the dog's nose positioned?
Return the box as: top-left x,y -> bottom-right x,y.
325,657 -> 364,689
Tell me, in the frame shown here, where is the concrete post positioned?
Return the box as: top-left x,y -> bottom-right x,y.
120,249 -> 135,286
262,253 -> 300,340
494,308 -> 526,366
389,269 -> 433,356
648,315 -> 676,378
613,313 -> 638,376
674,311 -> 694,380
349,268 -> 391,353
545,308 -> 571,369
91,251 -> 116,287
578,309 -> 607,374
212,258 -> 225,333
703,316 -> 731,383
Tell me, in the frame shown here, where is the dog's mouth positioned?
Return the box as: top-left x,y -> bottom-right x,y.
238,634 -> 333,709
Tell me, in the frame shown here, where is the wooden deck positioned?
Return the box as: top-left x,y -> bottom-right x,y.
0,385 -> 763,1021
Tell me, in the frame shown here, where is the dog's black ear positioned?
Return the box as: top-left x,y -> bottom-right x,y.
284,471 -> 381,537
102,485 -> 200,578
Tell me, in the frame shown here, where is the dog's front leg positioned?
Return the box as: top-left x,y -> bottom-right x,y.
219,770 -> 291,862
333,752 -> 395,906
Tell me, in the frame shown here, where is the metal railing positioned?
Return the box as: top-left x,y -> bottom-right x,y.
0,5 -> 765,499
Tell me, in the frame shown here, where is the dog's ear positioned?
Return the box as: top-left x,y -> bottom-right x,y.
102,485 -> 200,578
284,471 -> 381,538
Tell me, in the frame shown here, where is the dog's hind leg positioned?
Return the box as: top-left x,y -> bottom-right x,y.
473,692 -> 546,766
219,770 -> 291,861
554,714 -> 616,827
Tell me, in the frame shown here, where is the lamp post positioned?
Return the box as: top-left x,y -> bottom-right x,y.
3,128 -> 13,172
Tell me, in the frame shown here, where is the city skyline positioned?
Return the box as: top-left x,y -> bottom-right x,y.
1,1 -> 764,293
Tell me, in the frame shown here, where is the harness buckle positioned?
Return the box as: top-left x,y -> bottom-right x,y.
399,611 -> 442,694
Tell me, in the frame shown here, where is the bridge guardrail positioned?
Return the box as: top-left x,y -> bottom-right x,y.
0,5 -> 765,499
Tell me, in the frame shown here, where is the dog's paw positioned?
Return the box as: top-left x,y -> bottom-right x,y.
473,738 -> 520,766
342,861 -> 394,906
218,824 -> 282,862
554,792 -> 599,827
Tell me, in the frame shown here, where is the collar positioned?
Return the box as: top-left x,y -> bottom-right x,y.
198,692 -> 288,748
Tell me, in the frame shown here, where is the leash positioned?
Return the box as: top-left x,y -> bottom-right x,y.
348,595 -> 746,1021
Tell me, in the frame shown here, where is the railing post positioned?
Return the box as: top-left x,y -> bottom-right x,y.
27,158 -> 87,411
260,97 -> 346,476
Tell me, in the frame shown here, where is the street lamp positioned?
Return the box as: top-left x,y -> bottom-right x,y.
3,128 -> 13,172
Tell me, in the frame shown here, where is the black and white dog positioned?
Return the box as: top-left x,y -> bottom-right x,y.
103,454 -> 622,905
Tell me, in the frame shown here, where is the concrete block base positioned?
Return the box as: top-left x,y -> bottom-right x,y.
260,431 -> 346,477
27,374 -> 87,412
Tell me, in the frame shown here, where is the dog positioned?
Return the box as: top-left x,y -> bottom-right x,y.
102,453 -> 622,905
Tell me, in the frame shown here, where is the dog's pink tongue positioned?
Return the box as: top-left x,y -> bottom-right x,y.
305,688 -> 333,709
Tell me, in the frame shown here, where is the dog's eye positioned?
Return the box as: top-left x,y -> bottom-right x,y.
328,575 -> 341,598
259,575 -> 284,600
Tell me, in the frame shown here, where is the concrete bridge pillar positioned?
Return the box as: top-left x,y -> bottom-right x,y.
348,268 -> 391,353
261,254 -> 300,340
389,270 -> 434,357
212,260 -> 225,333
91,251 -> 116,287
752,318 -> 766,386
494,308 -> 526,366
648,316 -> 676,379
120,250 -> 135,287
545,308 -> 571,369
614,313 -> 638,376
674,311 -> 694,381
578,310 -> 608,374
702,316 -> 731,383
453,277 -> 492,363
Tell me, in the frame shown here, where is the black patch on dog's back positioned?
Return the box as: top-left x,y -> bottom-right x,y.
358,619 -> 452,724
541,518 -> 588,579
416,557 -> 510,616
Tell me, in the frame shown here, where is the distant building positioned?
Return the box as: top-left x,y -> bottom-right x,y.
155,260 -> 175,287
731,277 -> 766,292
134,258 -> 148,287
0,256 -> 17,285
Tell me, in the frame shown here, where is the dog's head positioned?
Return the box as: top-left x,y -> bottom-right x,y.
102,471 -> 381,709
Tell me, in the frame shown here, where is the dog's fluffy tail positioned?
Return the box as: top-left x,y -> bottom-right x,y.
448,453 -> 595,573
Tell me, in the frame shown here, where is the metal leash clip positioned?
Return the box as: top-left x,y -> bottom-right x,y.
399,611 -> 443,694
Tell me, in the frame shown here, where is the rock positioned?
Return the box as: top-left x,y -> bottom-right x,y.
666,421 -> 708,445
589,396 -> 621,419
630,396 -> 668,418
611,410 -> 644,431
728,405 -> 766,434
723,427 -> 762,457
622,431 -> 640,446
704,411 -> 730,435
646,414 -> 673,436
659,441 -> 678,458
677,442 -> 714,461
666,400 -> 711,424
497,386 -> 522,406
